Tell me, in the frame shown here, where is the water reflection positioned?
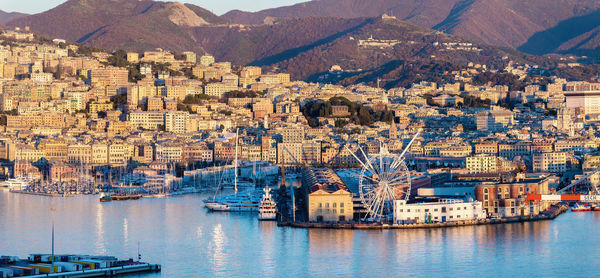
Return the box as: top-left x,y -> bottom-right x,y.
3,191 -> 600,277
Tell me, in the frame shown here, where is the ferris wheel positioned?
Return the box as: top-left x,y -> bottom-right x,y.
347,130 -> 420,220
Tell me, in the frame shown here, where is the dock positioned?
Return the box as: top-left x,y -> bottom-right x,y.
25,264 -> 161,277
279,204 -> 569,230
9,190 -> 72,197
0,254 -> 160,278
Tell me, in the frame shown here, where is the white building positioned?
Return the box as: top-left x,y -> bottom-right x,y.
164,111 -> 190,133
30,72 -> 53,83
565,91 -> 600,115
393,199 -> 486,224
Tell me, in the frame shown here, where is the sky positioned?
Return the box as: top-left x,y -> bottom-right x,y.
0,0 -> 308,15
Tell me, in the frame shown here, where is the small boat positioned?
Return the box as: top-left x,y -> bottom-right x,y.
205,202 -> 230,211
100,195 -> 112,202
100,194 -> 142,202
258,186 -> 277,221
1,178 -> 29,190
572,203 -> 591,212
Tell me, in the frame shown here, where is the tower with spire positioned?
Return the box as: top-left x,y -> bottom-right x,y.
389,119 -> 398,139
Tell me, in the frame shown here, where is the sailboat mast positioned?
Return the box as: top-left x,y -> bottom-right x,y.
234,128 -> 239,194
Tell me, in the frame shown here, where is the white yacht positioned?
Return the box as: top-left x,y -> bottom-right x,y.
204,129 -> 261,212
258,187 -> 277,221
2,178 -> 29,190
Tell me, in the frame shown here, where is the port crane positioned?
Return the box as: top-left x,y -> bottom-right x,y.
527,165 -> 600,202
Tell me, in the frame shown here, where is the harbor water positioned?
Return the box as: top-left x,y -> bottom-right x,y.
1,189 -> 600,277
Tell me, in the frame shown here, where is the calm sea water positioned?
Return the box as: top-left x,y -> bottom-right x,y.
1,189 -> 599,277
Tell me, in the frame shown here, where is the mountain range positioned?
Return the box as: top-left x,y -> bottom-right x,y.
223,0 -> 600,57
2,0 -> 600,86
0,10 -> 27,24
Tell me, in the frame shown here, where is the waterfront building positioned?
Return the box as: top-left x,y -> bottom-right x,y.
393,199 -> 486,224
302,168 -> 354,222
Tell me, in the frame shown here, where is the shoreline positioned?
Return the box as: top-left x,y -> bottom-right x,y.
279,204 -> 569,230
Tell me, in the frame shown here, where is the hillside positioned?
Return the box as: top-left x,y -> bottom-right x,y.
5,0 -> 595,88
0,10 -> 27,24
223,0 -> 600,58
247,16 -> 544,88
6,0 -> 225,44
223,0 -> 459,27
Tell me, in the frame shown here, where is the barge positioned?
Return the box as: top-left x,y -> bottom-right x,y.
0,255 -> 160,277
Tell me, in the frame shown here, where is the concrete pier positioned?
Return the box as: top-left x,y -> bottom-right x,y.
279,204 -> 569,230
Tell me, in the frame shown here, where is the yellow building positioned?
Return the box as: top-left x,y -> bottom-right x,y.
91,144 -> 109,165
89,102 -> 114,114
90,67 -> 128,86
128,111 -> 164,130
67,144 -> 92,164
303,168 -> 354,222
466,154 -> 498,173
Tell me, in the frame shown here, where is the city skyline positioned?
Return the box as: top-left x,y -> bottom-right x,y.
0,0 -> 307,15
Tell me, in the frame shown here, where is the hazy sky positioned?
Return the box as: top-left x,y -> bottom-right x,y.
0,0 -> 308,15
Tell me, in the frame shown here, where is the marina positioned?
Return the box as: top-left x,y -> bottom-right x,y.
3,190 -> 600,277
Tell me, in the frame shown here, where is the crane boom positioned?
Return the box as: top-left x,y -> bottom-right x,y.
557,165 -> 600,193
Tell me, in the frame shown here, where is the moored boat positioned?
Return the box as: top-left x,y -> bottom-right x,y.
258,186 -> 277,221
100,195 -> 112,202
572,203 -> 591,212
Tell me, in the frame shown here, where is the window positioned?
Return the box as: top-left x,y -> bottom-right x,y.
399,209 -> 403,212
325,203 -> 329,208
407,209 -> 411,212
484,195 -> 488,200
325,209 -> 330,214
484,188 -> 488,194
341,209 -> 344,214
425,209 -> 430,212
441,207 -> 447,213
457,207 -> 461,211
333,203 -> 337,208
340,203 -> 344,208
317,209 -> 322,214
449,208 -> 453,211
319,203 -> 322,208
434,209 -> 438,212
333,209 -> 337,214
